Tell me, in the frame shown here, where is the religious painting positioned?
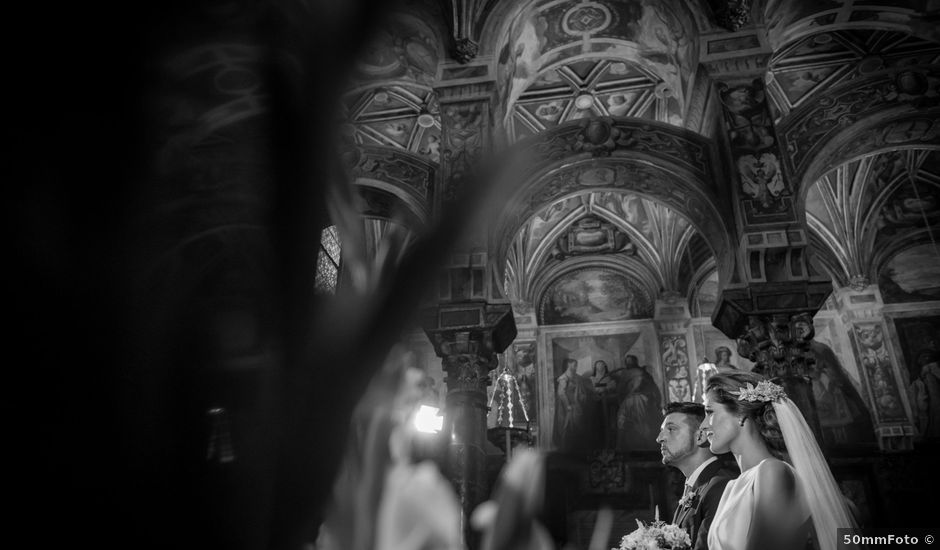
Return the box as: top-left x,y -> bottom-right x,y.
879,245 -> 940,303
539,268 -> 653,325
893,315 -> 940,439
808,341 -> 875,446
550,332 -> 661,453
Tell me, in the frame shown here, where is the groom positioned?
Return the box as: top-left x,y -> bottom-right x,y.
657,402 -> 737,550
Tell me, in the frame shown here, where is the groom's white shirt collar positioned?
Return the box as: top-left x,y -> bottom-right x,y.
686,456 -> 717,488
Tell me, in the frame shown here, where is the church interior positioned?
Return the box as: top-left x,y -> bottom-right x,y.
10,0 -> 940,548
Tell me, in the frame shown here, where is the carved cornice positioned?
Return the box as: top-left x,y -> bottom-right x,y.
702,53 -> 771,79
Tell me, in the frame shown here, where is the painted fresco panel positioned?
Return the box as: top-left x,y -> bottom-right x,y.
549,331 -> 661,453
879,245 -> 940,303
893,315 -> 940,439
539,268 -> 653,325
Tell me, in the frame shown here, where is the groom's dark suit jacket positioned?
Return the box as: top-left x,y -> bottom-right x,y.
672,458 -> 738,550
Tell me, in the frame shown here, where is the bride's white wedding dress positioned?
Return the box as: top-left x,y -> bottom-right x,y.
707,459 -> 809,550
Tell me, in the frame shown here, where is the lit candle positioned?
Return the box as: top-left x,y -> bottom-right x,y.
655,505 -> 660,522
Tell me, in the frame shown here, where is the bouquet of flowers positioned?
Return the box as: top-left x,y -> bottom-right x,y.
615,519 -> 691,550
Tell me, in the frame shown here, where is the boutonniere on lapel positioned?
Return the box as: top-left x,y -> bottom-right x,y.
678,490 -> 700,508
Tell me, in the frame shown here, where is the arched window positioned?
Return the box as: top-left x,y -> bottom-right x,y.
315,225 -> 341,294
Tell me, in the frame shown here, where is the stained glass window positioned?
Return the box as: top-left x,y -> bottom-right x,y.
316,225 -> 341,294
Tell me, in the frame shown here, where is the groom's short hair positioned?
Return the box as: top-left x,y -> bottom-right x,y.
663,402 -> 705,425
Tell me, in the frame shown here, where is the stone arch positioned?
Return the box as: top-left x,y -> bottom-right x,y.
755,0 -> 940,52
797,112 -> 940,206
491,117 -> 732,290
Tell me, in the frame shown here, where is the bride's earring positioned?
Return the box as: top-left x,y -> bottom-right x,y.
738,418 -> 746,427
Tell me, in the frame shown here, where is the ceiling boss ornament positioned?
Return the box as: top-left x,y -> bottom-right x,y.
562,1 -> 613,37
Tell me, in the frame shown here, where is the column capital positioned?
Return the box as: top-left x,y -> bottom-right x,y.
832,285 -> 885,323
421,301 -> 516,360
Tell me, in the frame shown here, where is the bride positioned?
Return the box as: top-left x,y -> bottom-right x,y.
702,372 -> 858,550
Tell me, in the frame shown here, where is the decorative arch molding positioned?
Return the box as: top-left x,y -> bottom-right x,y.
756,1 -> 940,53
779,68 -> 940,194
345,145 -> 436,222
491,117 -> 730,285
797,112 -> 940,209
531,256 -> 658,325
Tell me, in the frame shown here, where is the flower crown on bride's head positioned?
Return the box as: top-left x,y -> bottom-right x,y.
730,380 -> 787,403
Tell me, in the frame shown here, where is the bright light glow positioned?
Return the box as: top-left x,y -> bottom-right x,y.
414,405 -> 443,433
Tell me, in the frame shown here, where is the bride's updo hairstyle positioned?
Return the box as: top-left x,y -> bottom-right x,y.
705,372 -> 789,461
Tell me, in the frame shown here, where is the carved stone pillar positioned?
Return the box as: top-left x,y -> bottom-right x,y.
706,39 -> 833,430
833,286 -> 915,451
422,304 -> 515,549
655,296 -> 694,404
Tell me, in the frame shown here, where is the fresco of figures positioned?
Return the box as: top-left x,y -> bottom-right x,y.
551,332 -> 661,453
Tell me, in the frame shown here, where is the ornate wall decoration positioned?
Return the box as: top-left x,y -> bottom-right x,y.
549,214 -> 636,259
850,323 -> 908,424
441,100 -> 488,202
587,449 -> 629,493
661,335 -> 692,402
717,78 -> 795,222
523,118 -> 710,179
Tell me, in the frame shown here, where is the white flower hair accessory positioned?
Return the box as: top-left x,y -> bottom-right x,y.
730,380 -> 787,402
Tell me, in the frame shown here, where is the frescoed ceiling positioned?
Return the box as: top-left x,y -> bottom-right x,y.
503,190 -> 713,316
496,0 -> 697,130
806,148 -> 940,287
768,29 -> 940,118
508,58 -> 677,142
342,84 -> 441,164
